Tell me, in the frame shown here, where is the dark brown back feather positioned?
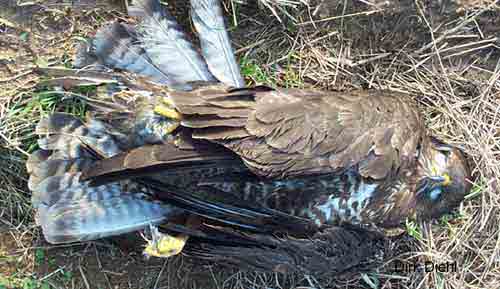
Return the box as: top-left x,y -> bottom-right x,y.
80,142 -> 242,185
170,87 -> 425,180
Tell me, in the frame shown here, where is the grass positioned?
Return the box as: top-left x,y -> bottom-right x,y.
240,56 -> 276,85
0,276 -> 51,289
1,0 -> 500,288
240,55 -> 305,87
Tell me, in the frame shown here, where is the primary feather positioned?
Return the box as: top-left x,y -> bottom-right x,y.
74,22 -> 170,84
137,0 -> 215,88
191,0 -> 244,88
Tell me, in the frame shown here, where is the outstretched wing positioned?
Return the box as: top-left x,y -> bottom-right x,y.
74,21 -> 171,85
80,142 -> 319,236
75,0 -> 216,88
136,0 -> 215,87
171,87 -> 425,180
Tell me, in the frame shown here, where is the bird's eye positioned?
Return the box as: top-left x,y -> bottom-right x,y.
428,187 -> 442,201
441,150 -> 451,161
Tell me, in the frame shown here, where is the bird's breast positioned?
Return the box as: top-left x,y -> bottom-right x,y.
200,170 -> 394,226
305,177 -> 379,226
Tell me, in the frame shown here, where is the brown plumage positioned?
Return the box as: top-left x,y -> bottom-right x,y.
26,0 -> 471,275
80,83 -> 471,228
28,111 -> 386,275
171,85 -> 423,180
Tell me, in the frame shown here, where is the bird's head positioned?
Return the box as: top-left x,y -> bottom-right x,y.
414,137 -> 472,220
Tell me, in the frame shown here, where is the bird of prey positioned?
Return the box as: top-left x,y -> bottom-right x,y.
28,0 -> 471,274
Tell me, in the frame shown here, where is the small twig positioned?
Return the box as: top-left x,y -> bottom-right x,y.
235,38 -> 267,54
94,244 -> 113,289
351,52 -> 392,67
308,30 -> 338,45
153,260 -> 168,289
443,43 -> 496,59
40,267 -> 66,281
414,2 -> 497,54
79,266 -> 91,289
419,37 -> 498,59
0,70 -> 33,83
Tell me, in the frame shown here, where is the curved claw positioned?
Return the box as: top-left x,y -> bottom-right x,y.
142,225 -> 189,258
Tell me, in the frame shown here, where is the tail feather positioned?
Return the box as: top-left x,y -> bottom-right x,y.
75,0 -> 242,89
28,158 -> 94,191
191,0 -> 244,88
32,173 -> 122,208
26,149 -> 52,174
36,113 -> 122,158
28,113 -> 179,244
39,195 -> 173,244
35,112 -> 86,135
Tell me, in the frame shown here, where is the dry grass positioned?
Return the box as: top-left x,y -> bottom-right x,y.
1,0 -> 500,288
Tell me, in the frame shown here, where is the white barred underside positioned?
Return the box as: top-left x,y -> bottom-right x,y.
308,178 -> 378,226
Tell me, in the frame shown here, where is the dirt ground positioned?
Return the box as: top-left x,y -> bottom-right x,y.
1,0 -> 500,288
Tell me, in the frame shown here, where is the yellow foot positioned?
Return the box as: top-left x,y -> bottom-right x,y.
154,97 -> 182,120
143,226 -> 188,258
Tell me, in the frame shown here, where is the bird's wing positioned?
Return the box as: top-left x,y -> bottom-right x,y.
191,0 -> 245,88
74,21 -> 171,85
171,86 -> 425,179
80,142 -> 243,185
78,141 -> 318,236
75,0 -> 216,87
29,113 -> 180,244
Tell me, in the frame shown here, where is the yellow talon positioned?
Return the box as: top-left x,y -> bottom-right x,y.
154,105 -> 182,120
144,233 -> 189,258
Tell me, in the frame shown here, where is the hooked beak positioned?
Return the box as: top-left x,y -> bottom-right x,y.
429,173 -> 452,186
416,173 -> 452,197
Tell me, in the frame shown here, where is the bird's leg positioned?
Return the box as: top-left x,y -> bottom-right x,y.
153,97 -> 182,134
142,225 -> 188,258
